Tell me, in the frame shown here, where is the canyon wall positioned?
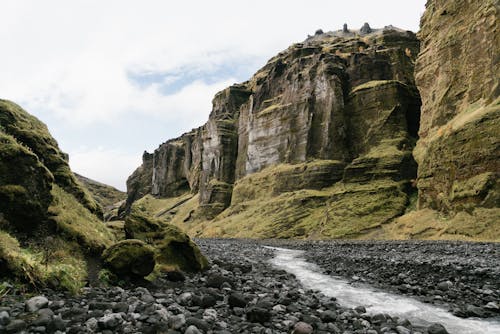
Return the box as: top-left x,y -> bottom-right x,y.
414,0 -> 499,214
125,26 -> 424,237
125,1 -> 499,239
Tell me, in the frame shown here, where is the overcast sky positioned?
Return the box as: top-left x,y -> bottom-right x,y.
1,0 -> 426,191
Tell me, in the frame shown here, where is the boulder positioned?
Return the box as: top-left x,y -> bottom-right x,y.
102,239 -> 155,277
125,211 -> 208,272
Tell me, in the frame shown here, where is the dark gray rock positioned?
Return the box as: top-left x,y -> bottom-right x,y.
5,319 -> 27,333
428,323 -> 449,334
246,307 -> 271,324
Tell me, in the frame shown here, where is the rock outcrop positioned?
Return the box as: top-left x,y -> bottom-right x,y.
0,100 -> 102,217
126,2 -> 499,240
125,27 -> 423,238
0,100 -> 115,291
414,0 -> 499,215
0,100 -> 209,290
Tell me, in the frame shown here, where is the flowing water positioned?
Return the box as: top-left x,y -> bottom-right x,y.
267,247 -> 500,334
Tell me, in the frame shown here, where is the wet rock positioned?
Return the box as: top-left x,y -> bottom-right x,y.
427,323 -> 449,334
186,318 -> 209,332
437,281 -> 453,291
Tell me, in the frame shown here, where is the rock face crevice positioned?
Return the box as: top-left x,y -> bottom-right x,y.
125,27 -> 423,234
414,0 -> 500,214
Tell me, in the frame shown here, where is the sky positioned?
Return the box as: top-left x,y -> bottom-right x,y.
0,0 -> 427,191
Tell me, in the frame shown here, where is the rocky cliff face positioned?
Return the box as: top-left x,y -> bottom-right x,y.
414,0 -> 499,215
126,26 -> 423,237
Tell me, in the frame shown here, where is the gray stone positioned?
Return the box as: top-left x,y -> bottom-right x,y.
360,22 -> 372,34
185,325 -> 202,334
428,323 -> 449,334
169,314 -> 186,330
437,281 -> 453,291
5,319 -> 27,333
292,321 -> 313,334
98,313 -> 123,329
0,311 -> 9,326
26,296 -> 49,312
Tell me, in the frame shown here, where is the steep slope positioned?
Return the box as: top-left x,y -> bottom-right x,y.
75,174 -> 126,209
0,100 -> 207,290
126,26 -> 423,238
383,0 -> 499,239
0,100 -> 114,291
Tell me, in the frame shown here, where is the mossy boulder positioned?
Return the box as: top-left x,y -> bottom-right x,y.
0,131 -> 54,230
102,239 -> 155,277
125,210 -> 208,272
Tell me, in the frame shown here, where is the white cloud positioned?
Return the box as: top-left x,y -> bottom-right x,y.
0,0 -> 427,187
69,147 -> 142,191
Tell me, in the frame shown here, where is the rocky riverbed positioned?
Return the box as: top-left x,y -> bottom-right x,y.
0,239 -> 498,334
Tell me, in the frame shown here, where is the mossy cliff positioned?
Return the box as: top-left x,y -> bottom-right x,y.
0,100 -> 208,289
126,2 -> 498,240
401,0 -> 499,236
126,26 -> 425,238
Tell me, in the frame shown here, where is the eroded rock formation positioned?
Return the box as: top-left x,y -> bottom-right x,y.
414,0 -> 499,214
126,27 -> 423,237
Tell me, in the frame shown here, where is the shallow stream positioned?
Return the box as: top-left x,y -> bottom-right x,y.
267,247 -> 500,334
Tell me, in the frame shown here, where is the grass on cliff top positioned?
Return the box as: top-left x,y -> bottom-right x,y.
0,230 -> 87,294
48,185 -> 115,254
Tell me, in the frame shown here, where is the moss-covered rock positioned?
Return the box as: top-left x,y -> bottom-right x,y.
102,239 -> 155,277
0,131 -> 53,231
0,101 -> 119,291
125,209 -> 208,272
0,100 -> 102,217
414,0 -> 500,217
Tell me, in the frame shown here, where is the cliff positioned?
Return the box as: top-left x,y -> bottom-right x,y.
414,0 -> 499,213
0,101 -> 206,290
126,1 -> 499,240
126,26 -> 425,238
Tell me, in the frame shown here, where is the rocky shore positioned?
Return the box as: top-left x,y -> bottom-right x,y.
0,239 -> 498,334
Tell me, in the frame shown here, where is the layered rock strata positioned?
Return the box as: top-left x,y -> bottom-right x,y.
127,27 -> 421,226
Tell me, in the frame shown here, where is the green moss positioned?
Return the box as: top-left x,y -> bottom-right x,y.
125,208 -> 208,272
0,231 -> 88,294
451,172 -> 495,201
0,132 -> 54,230
102,239 -> 155,277
350,80 -> 401,93
75,174 -> 126,209
48,185 -> 115,254
0,100 -> 102,216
